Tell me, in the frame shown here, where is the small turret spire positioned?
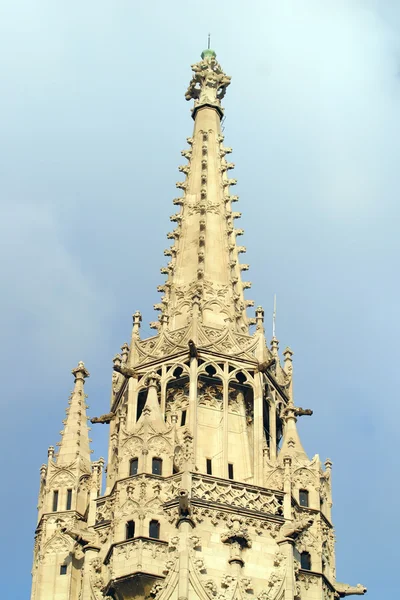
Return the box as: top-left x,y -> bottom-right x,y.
279,396 -> 309,461
56,361 -> 92,469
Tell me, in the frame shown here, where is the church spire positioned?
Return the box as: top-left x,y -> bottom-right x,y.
56,361 -> 92,469
157,49 -> 252,334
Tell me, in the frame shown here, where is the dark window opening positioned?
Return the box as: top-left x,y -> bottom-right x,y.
152,457 -> 163,476
66,489 -> 72,510
173,366 -> 184,378
236,371 -> 247,384
299,489 -> 309,507
263,397 -> 270,446
52,490 -> 59,512
228,463 -> 234,480
149,519 -> 160,539
206,458 -> 212,475
300,552 -> 311,570
181,410 -> 187,426
276,410 -> 283,449
130,458 -> 138,476
60,564 -> 67,575
126,520 -> 135,540
205,364 -> 217,377
136,389 -> 148,421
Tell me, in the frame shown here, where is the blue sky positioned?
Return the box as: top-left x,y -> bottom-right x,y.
1,1 -> 398,596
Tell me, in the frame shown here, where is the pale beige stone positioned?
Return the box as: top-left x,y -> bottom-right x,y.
30,49 -> 366,600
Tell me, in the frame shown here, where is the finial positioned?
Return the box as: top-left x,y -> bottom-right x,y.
120,343 -> 129,364
72,361 -> 90,381
283,347 -> 293,374
145,371 -> 161,389
132,311 -> 142,335
112,354 -> 122,368
208,33 -> 211,50
272,294 -> 277,338
186,47 -> 231,118
255,306 -> 264,332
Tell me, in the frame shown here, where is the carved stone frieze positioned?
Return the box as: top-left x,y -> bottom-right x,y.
191,475 -> 283,515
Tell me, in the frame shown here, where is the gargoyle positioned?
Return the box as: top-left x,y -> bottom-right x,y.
113,363 -> 137,378
188,339 -> 199,359
178,489 -> 192,517
90,412 -> 115,425
294,407 -> 313,417
279,515 -> 313,541
335,583 -> 367,597
61,526 -> 98,548
258,358 -> 276,373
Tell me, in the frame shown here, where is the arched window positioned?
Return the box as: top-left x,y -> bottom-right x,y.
300,551 -> 311,570
149,519 -> 160,539
66,489 -> 72,510
52,490 -> 59,512
129,458 -> 138,476
299,489 -> 309,507
152,458 -> 163,475
181,410 -> 187,426
126,520 -> 135,540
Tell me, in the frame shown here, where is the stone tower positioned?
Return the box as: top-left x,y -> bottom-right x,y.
31,49 -> 367,600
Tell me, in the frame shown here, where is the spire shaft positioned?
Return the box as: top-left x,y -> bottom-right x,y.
159,51 -> 251,334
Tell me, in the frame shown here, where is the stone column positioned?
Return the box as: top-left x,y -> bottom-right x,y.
253,372 -> 264,485
269,392 -> 277,462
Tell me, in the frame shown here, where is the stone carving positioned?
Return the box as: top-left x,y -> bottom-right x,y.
43,531 -> 72,556
335,583 -> 367,597
198,383 -> 223,409
90,412 -> 115,424
279,514 -> 313,541
150,582 -> 166,599
178,488 -> 192,518
221,517 -> 251,566
187,201 -> 220,215
90,557 -> 104,599
257,550 -> 286,600
185,50 -> 231,111
49,470 -> 76,488
191,476 -> 283,515
297,571 -> 318,592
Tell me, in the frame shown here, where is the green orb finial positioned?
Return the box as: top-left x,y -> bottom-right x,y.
201,48 -> 216,60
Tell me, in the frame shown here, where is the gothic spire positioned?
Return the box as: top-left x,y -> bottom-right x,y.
156,49 -> 253,335
56,361 -> 92,470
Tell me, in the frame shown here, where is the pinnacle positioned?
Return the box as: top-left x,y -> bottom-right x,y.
56,361 -> 92,468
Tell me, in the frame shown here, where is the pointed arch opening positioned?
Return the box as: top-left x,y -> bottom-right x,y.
299,489 -> 309,507
136,389 -> 148,421
165,364 -> 190,426
227,370 -> 254,482
149,519 -> 160,539
152,457 -> 163,476
300,551 -> 311,570
126,520 -> 135,540
197,363 -> 223,476
129,458 -> 138,476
